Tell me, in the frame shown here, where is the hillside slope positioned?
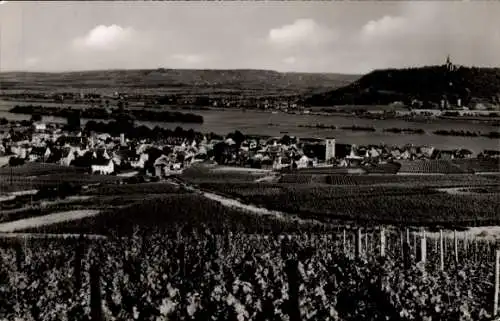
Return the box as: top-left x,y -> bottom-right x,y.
0,69 -> 360,97
305,65 -> 500,106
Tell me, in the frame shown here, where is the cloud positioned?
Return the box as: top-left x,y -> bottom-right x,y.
283,56 -> 296,65
171,54 -> 205,65
268,19 -> 334,47
73,24 -> 135,50
361,16 -> 407,39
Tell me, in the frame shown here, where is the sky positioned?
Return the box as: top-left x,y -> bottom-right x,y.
0,1 -> 499,74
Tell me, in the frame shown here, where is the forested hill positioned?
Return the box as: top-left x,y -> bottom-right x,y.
0,69 -> 359,97
304,65 -> 500,106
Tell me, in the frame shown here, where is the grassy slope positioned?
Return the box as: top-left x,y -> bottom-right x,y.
0,69 -> 360,97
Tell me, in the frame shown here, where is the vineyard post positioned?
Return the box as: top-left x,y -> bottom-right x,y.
284,259 -> 301,321
440,230 -> 444,271
179,243 -> 186,278
342,229 -> 346,255
494,249 -> 500,317
400,229 -> 404,259
355,228 -> 362,259
454,230 -> 458,264
15,240 -> 24,271
403,235 -> 411,270
74,235 -> 85,291
464,232 -> 468,258
420,228 -> 427,264
380,227 -> 386,257
364,228 -> 368,257
90,253 -> 103,321
369,231 -> 373,256
413,231 -> 417,258
474,238 -> 478,262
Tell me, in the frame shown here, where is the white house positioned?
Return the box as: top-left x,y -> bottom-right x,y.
11,145 -> 28,159
91,159 -> 115,175
295,155 -> 310,169
369,148 -> 380,158
59,148 -> 76,166
131,153 -> 149,169
0,156 -> 11,167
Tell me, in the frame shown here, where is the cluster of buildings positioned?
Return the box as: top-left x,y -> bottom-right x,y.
0,122 -> 210,176
0,120 -> 494,176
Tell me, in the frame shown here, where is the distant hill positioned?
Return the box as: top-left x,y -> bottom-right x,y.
305,65 -> 500,107
0,69 -> 360,97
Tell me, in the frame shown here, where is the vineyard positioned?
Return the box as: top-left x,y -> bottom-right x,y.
362,162 -> 401,174
0,172 -> 122,193
322,174 -> 497,187
452,159 -> 500,173
1,159 -> 500,320
1,226 -> 499,321
17,193 -> 324,236
81,182 -> 185,196
396,160 -> 468,174
279,173 -> 498,187
196,182 -> 500,227
181,165 -> 271,184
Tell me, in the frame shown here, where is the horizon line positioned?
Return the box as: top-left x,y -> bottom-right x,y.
1,63 -> 499,75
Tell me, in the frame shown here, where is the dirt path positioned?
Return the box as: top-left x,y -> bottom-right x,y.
0,232 -> 107,240
435,187 -> 472,195
0,209 -> 100,232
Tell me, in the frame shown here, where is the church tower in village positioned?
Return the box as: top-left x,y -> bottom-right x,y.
325,137 -> 336,162
445,54 -> 456,72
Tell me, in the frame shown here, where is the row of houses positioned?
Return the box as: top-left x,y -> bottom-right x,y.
0,120 -> 495,176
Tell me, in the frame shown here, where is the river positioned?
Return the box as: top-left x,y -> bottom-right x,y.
1,101 -> 498,154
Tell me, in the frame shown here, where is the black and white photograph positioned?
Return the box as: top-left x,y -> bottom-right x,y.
0,0 -> 500,320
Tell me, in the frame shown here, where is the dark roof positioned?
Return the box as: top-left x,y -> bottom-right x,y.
30,146 -> 49,156
57,136 -> 87,146
116,149 -> 138,160
91,158 -> 112,166
300,137 -> 323,143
